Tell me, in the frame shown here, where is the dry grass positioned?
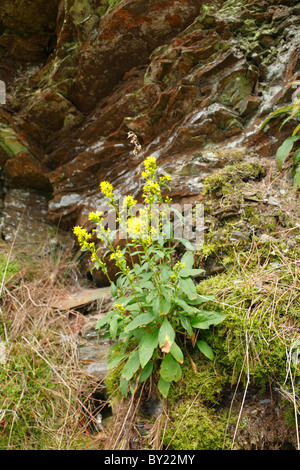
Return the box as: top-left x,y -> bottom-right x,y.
0,232 -> 103,450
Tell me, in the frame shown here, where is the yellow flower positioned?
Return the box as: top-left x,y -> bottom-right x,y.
122,195 -> 137,210
144,156 -> 157,172
88,211 -> 103,223
159,174 -> 171,183
127,216 -> 146,238
100,181 -> 114,199
114,303 -> 125,312
110,247 -> 126,269
73,226 -> 92,244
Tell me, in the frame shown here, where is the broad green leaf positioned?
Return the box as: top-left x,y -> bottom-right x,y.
139,361 -> 153,383
158,377 -> 171,398
179,267 -> 205,277
159,296 -> 172,315
122,350 -> 140,381
110,282 -> 118,297
139,280 -> 155,290
139,331 -> 159,368
179,277 -> 197,300
170,342 -> 184,364
197,340 -> 214,360
293,148 -> 300,165
124,312 -> 154,333
119,377 -> 129,398
153,296 -> 160,318
160,353 -> 182,382
161,266 -> 172,283
125,302 -> 140,312
107,353 -> 128,370
177,238 -> 195,251
191,310 -> 225,329
180,251 -> 194,269
158,318 -> 175,351
188,295 -> 215,305
113,294 -> 134,307
109,317 -> 118,340
139,272 -> 153,281
95,311 -> 113,329
276,136 -> 298,170
293,165 -> 300,190
176,298 -> 196,315
178,313 -> 193,337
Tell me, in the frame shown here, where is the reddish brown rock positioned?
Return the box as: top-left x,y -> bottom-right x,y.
0,0 -> 300,251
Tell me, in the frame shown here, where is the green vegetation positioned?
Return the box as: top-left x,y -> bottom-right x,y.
261,80 -> 300,190
0,254 -> 20,286
0,238 -> 96,450
73,150 -> 225,399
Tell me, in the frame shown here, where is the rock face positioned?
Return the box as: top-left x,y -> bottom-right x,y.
0,0 -> 299,242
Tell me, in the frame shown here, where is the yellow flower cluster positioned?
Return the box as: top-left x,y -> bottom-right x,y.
88,211 -> 103,223
159,174 -> 171,183
110,246 -> 127,269
127,216 -> 146,238
100,181 -> 114,199
114,303 -> 125,312
73,226 -> 94,250
142,180 -> 161,204
122,195 -> 137,210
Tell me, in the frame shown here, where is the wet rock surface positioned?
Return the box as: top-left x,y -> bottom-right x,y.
0,0 -> 299,246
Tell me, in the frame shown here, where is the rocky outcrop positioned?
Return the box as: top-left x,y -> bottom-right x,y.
0,0 -> 299,244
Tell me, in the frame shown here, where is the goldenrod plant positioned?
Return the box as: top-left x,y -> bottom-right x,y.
74,155 -> 225,399
260,80 -> 300,189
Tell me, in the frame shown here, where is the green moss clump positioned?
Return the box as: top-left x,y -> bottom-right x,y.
164,399 -> 231,450
0,255 -> 21,286
0,343 -> 93,450
202,161 -> 265,196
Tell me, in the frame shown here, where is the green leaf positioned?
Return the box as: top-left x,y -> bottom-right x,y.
121,350 -> 140,381
159,296 -> 172,315
170,342 -> 184,364
179,267 -> 205,277
139,331 -> 159,368
124,312 -> 154,333
153,296 -> 160,318
160,353 -> 182,382
179,277 -> 197,300
158,318 -> 175,351
119,377 -> 129,398
293,165 -> 300,190
292,123 -> 300,136
178,313 -> 193,337
188,295 -> 215,305
107,353 -> 128,370
110,282 -> 118,297
177,238 -> 195,251
109,317 -> 119,340
191,310 -> 225,329
276,136 -> 298,170
176,298 -> 196,315
95,311 -> 113,330
260,105 -> 294,129
139,361 -> 153,383
158,377 -> 171,398
161,266 -> 172,283
180,251 -> 194,269
197,340 -> 214,360
293,148 -> 300,165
